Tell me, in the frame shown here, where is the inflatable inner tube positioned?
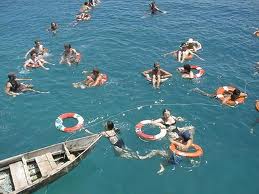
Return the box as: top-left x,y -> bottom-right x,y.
145,74 -> 168,82
135,120 -> 167,141
177,65 -> 205,78
170,143 -> 203,158
55,113 -> 84,132
216,86 -> 246,106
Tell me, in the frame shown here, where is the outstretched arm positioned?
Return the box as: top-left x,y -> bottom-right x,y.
160,69 -> 172,78
142,69 -> 152,77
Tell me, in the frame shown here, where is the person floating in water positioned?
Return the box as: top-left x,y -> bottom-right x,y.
101,121 -> 142,159
5,73 -> 47,97
24,40 -> 48,59
48,22 -> 58,34
24,51 -> 49,70
149,1 -> 162,14
177,64 -> 195,79
80,1 -> 92,12
142,62 -> 172,89
73,68 -> 107,89
193,86 -> 248,107
76,12 -> 91,22
184,38 -> 202,52
253,29 -> 259,37
60,44 -> 81,65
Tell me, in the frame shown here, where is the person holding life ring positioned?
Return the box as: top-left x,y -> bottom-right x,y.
24,51 -> 49,70
142,63 -> 172,89
25,40 -> 48,59
73,68 -> 108,89
177,64 -> 205,79
60,44 -> 81,65
164,43 -> 194,63
193,86 -> 247,107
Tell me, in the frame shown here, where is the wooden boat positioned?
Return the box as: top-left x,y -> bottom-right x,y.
0,134 -> 102,194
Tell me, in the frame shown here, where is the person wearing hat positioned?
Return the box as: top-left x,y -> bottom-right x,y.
142,62 -> 172,88
5,73 -> 34,97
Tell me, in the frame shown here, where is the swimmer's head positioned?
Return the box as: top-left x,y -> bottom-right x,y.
231,88 -> 241,101
180,42 -> 186,48
30,50 -> 37,57
34,40 -> 40,45
163,109 -> 171,118
183,64 -> 191,73
105,121 -> 114,130
92,68 -> 100,75
64,44 -> 71,50
84,1 -> 88,5
154,62 -> 160,69
8,73 -> 16,80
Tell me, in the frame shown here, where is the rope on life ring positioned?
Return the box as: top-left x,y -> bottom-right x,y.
169,142 -> 203,158
177,65 -> 205,78
216,86 -> 246,106
135,120 -> 167,141
55,113 -> 84,132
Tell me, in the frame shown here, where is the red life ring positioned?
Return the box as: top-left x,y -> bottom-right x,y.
169,143 -> 203,158
216,86 -> 246,106
135,120 -> 167,141
177,65 -> 205,78
55,113 -> 84,132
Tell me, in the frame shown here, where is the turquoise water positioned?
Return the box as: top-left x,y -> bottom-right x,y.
0,0 -> 259,193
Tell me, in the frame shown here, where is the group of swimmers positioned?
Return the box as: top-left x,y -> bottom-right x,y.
75,0 -> 100,24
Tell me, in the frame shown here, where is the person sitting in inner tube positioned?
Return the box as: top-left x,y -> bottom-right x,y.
76,12 -> 91,21
193,87 -> 248,107
60,44 -> 80,65
5,73 -> 34,97
185,38 -> 202,52
253,29 -> 259,37
178,64 -> 194,79
164,43 -> 194,63
24,40 -> 48,59
24,51 -> 49,70
149,1 -> 162,14
84,68 -> 106,87
48,22 -> 58,34
142,63 -> 172,89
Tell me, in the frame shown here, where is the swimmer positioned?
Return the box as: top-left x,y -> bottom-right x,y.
142,62 -> 172,88
101,121 -> 142,159
24,51 -> 49,70
139,125 -> 195,174
149,1 -> 162,14
193,87 -> 248,107
24,40 -> 48,59
253,29 -> 259,37
48,22 -> 58,34
164,43 -> 194,63
177,64 -> 195,79
73,68 -> 107,88
5,73 -> 35,97
184,38 -> 202,52
60,44 -> 80,65
76,12 -> 91,21
80,1 -> 92,12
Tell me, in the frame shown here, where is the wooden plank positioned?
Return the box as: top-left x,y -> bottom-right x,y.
45,153 -> 57,170
21,157 -> 32,185
9,161 -> 28,190
35,155 -> 52,177
63,144 -> 75,161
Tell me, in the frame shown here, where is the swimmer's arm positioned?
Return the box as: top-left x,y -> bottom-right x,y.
37,60 -> 49,70
173,116 -> 184,122
91,75 -> 102,87
142,69 -> 152,77
240,92 -> 248,98
163,51 -> 175,57
5,84 -> 19,96
160,69 -> 172,78
152,119 -> 166,128
16,78 -> 32,81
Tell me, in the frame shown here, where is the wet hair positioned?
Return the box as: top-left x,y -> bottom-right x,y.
8,73 -> 16,80
93,68 -> 100,74
153,62 -> 160,69
180,42 -> 186,48
163,109 -> 171,115
231,89 -> 241,101
106,121 -> 114,130
183,64 -> 191,73
64,44 -> 71,49
30,50 -> 37,57
84,1 -> 88,5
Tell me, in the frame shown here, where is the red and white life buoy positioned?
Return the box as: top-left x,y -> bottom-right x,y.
135,120 -> 167,141
145,74 -> 168,82
177,65 -> 205,78
55,113 -> 84,132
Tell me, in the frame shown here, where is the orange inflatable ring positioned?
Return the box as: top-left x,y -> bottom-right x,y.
256,100 -> 259,111
55,113 -> 84,132
170,143 -> 203,158
177,65 -> 205,78
216,86 -> 246,106
135,120 -> 167,141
